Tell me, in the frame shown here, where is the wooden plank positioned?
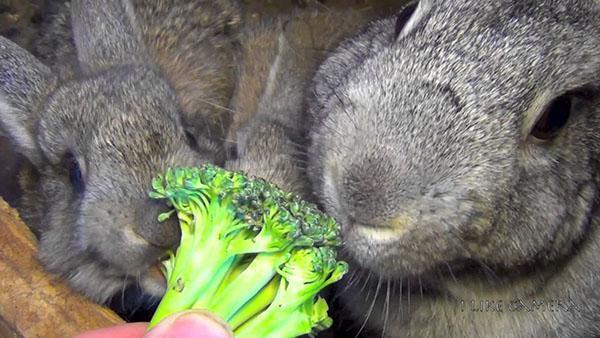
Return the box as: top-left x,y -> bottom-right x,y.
0,198 -> 124,338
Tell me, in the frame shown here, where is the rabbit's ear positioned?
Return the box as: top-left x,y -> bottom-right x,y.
0,37 -> 57,166
394,0 -> 433,41
71,0 -> 149,73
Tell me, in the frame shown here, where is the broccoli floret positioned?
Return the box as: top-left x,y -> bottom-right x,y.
147,165 -> 347,337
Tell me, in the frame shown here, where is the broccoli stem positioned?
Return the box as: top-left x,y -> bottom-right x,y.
212,256 -> 249,297
236,315 -> 311,338
148,199 -> 237,328
233,284 -> 312,338
235,311 -> 287,338
208,250 -> 289,322
188,256 -> 237,310
227,275 -> 280,331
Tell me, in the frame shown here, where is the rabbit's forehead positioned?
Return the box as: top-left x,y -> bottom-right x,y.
365,0 -> 599,104
85,110 -> 192,174
92,117 -> 180,158
39,67 -> 201,177
43,68 -> 183,140
431,0 -> 597,36
407,0 -> 599,94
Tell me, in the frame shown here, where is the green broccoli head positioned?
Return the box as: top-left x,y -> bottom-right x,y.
147,165 -> 347,338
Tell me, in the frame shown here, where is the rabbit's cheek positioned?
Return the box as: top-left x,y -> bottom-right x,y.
320,163 -> 348,227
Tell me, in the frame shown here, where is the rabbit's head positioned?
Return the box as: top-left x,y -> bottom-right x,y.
0,0 -> 224,303
308,0 -> 599,294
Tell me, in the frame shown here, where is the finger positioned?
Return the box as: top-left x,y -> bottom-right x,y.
74,322 -> 148,338
144,309 -> 233,338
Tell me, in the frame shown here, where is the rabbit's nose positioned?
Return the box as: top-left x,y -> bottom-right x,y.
343,154 -> 399,225
134,200 -> 181,249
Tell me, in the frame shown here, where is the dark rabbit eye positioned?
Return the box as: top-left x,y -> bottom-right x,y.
395,1 -> 419,38
64,152 -> 85,194
530,94 -> 572,141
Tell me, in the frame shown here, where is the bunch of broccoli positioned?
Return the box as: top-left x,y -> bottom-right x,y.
147,165 -> 347,337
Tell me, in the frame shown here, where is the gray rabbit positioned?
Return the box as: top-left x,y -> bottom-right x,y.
306,0 -> 599,337
0,0 -> 239,304
225,7 -> 384,199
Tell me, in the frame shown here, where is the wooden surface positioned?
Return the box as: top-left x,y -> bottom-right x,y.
0,198 -> 124,338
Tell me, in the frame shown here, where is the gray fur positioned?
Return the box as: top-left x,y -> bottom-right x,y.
0,38 -> 56,165
307,0 -> 600,336
226,8 -> 383,199
71,0 -> 149,73
0,0 -> 239,303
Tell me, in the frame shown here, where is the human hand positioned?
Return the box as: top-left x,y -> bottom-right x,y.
75,310 -> 233,338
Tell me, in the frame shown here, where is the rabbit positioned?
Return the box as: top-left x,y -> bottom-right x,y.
305,0 -> 600,336
0,0 -> 240,305
31,0 -> 239,143
225,5 -> 393,200
222,8 -> 403,337
223,6 -> 410,336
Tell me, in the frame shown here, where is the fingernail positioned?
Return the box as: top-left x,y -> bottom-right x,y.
144,310 -> 233,338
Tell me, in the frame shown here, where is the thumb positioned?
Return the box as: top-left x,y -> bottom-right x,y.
144,310 -> 233,338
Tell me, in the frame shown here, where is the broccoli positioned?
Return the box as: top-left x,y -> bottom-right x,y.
147,165 -> 347,337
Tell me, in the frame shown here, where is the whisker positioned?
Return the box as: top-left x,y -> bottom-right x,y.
443,219 -> 500,284
195,96 -> 244,115
356,276 -> 381,338
382,279 -> 391,338
406,277 -> 411,313
121,273 -> 129,312
398,277 -> 404,321
343,270 -> 360,291
359,271 -> 372,294
446,262 -> 458,283
332,88 -> 360,132
336,272 -> 357,298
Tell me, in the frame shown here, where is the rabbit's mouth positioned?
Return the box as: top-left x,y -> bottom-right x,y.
137,262 -> 168,298
148,263 -> 167,286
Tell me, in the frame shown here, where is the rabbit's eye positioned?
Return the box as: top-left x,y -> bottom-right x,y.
530,94 -> 572,141
64,152 -> 85,194
395,1 -> 419,39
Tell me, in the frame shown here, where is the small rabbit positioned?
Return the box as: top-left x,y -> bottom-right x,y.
0,0 -> 239,305
223,6 -> 409,335
226,6 -> 388,200
306,0 -> 599,336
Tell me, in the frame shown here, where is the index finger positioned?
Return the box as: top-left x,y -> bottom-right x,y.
74,322 -> 148,338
